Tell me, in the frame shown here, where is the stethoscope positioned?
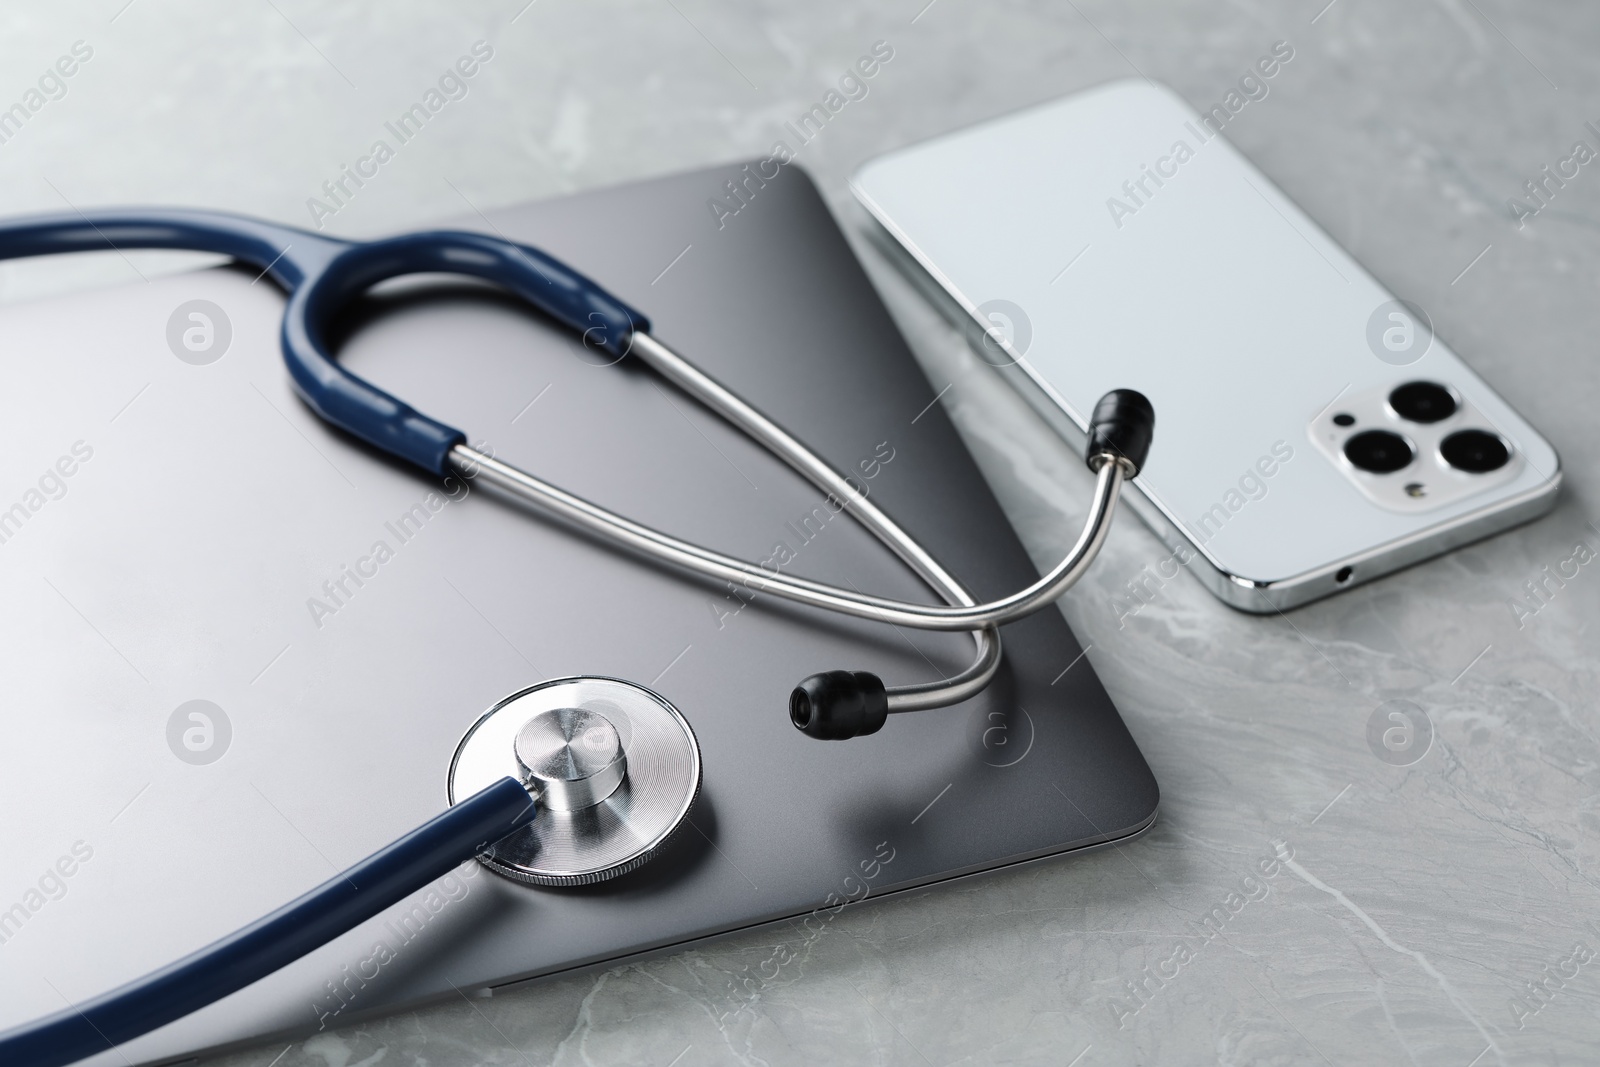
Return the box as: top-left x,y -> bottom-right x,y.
0,209 -> 1154,1067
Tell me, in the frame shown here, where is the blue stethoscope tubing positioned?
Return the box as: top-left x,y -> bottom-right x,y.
0,209 -> 638,1065
0,209 -> 647,474
0,778 -> 533,1067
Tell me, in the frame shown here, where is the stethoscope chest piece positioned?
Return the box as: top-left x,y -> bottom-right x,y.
449,676 -> 701,886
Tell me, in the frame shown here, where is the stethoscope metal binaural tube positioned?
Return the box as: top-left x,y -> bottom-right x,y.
453,420 -> 1127,633
626,329 -> 1003,713
461,433 -> 1005,712
453,416 -> 1125,708
625,330 -> 1128,634
458,331 -> 1136,717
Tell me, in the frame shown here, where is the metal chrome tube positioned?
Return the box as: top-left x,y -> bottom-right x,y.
629,332 -> 977,603
629,333 -> 1004,712
452,442 -> 1006,711
453,441 -> 1123,632
450,331 -> 1123,711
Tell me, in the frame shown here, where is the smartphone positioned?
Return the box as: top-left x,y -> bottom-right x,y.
851,78 -> 1560,612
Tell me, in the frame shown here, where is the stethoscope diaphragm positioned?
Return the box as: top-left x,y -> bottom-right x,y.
448,677 -> 702,886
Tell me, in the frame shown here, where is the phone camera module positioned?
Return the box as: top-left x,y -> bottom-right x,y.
1312,382 -> 1520,510
1440,429 -> 1510,473
1388,381 -> 1457,424
1343,430 -> 1415,474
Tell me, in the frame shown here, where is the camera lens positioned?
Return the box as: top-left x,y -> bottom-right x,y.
1388,381 -> 1457,423
1440,429 -> 1510,473
1343,430 -> 1414,473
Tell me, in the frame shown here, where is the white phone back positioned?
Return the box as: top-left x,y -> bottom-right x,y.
851,79 -> 1559,611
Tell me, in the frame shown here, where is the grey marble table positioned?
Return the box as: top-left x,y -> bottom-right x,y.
4,1 -> 1598,1064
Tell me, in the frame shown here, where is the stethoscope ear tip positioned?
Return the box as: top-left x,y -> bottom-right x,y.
789,670 -> 888,740
1086,389 -> 1155,477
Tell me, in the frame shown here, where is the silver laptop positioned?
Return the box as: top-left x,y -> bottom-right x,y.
0,162 -> 1157,1064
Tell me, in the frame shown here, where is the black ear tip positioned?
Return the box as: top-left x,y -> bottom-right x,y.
789,671 -> 889,740
1086,389 -> 1155,476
